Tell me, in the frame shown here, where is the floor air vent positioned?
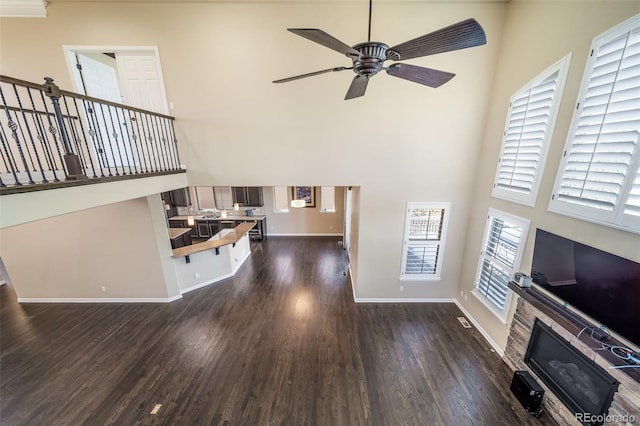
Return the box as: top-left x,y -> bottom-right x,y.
457,316 -> 472,329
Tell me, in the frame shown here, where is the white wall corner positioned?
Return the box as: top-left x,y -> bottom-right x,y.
454,300 -> 505,357
0,0 -> 47,17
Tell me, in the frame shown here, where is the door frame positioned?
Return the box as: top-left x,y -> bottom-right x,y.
62,45 -> 170,113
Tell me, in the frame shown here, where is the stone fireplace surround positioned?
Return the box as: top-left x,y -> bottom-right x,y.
505,283 -> 640,425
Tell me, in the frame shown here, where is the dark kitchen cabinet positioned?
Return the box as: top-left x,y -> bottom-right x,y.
196,220 -> 220,238
170,188 -> 190,207
231,187 -> 263,207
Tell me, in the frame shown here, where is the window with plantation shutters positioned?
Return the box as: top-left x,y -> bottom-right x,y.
400,202 -> 450,280
550,15 -> 640,234
273,186 -> 289,212
320,186 -> 336,213
473,209 -> 529,320
213,186 -> 233,210
492,54 -> 571,205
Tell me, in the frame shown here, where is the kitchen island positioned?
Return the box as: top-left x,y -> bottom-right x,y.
168,214 -> 267,240
171,223 -> 255,294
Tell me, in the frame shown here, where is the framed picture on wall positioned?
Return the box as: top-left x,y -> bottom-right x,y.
292,186 -> 315,207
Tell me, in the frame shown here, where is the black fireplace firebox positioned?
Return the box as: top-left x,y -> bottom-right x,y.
525,319 -> 619,426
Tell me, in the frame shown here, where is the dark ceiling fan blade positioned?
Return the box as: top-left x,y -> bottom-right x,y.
273,67 -> 351,83
288,29 -> 361,57
386,63 -> 455,88
386,18 -> 486,61
345,75 -> 369,100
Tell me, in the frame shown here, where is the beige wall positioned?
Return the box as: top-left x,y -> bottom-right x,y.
0,197 -> 174,300
262,186 -> 345,235
0,1 -> 509,302
457,2 -> 640,351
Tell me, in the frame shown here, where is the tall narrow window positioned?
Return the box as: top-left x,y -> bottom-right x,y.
492,54 -> 571,206
473,209 -> 529,321
320,186 -> 336,213
273,186 -> 289,212
195,186 -> 215,210
550,15 -> 640,233
400,202 -> 450,281
213,186 -> 233,210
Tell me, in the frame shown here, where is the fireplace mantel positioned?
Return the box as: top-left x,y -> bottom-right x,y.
505,282 -> 640,425
507,282 -> 640,382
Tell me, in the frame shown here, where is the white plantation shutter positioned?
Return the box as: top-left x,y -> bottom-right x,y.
213,186 -> 233,210
273,186 -> 289,212
550,16 -> 640,233
195,186 -> 215,209
493,55 -> 571,205
320,186 -> 336,212
400,203 -> 450,280
473,209 -> 529,319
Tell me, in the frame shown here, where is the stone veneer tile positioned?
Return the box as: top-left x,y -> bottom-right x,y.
506,295 -> 640,426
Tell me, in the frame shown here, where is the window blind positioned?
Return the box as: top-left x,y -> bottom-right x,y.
551,18 -> 640,233
195,186 -> 215,209
213,186 -> 233,210
400,204 -> 449,280
320,186 -> 336,212
493,55 -> 570,205
273,186 -> 289,212
474,210 -> 529,315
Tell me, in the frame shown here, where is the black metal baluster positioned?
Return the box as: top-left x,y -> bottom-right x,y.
125,109 -> 145,174
11,93 -> 40,176
0,121 -> 21,185
0,85 -> 34,184
132,110 -> 149,173
158,116 -> 175,170
115,107 -> 134,175
14,84 -> 48,183
105,104 -> 127,175
88,100 -> 109,177
39,90 -> 66,180
98,103 -> 120,176
70,96 -> 98,179
151,114 -> 168,172
142,112 -> 159,172
61,95 -> 88,175
26,88 -> 57,182
42,77 -> 85,180
168,120 -> 181,168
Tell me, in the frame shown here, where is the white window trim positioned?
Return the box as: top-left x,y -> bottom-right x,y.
492,53 -> 572,206
548,14 -> 640,234
273,186 -> 289,213
472,208 -> 530,323
399,202 -> 450,282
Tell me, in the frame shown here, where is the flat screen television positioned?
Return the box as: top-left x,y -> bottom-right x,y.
531,229 -> 640,350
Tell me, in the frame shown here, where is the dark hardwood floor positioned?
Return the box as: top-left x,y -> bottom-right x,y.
1,237 -> 556,425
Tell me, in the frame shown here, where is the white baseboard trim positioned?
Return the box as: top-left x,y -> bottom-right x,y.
167,294 -> 183,302
355,297 -> 457,303
348,264 -> 356,302
180,273 -> 233,295
454,300 -> 504,357
181,249 -> 250,295
268,233 -> 344,237
17,297 -> 179,303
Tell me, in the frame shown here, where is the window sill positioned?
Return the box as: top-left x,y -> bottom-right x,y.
399,276 -> 441,282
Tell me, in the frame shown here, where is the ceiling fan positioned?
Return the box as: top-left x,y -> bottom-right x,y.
273,0 -> 487,100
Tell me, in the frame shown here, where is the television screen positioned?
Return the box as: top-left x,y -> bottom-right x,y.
531,229 -> 640,349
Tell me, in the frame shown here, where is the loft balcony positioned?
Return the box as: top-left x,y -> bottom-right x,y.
0,75 -> 185,195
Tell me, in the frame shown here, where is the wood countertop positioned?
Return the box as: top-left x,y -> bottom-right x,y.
172,222 -> 255,258
168,228 -> 192,239
169,214 -> 266,221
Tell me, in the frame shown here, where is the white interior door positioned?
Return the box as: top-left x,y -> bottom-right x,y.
77,53 -> 135,169
115,51 -> 168,114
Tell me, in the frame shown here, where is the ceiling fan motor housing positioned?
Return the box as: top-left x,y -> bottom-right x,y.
350,42 -> 389,77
